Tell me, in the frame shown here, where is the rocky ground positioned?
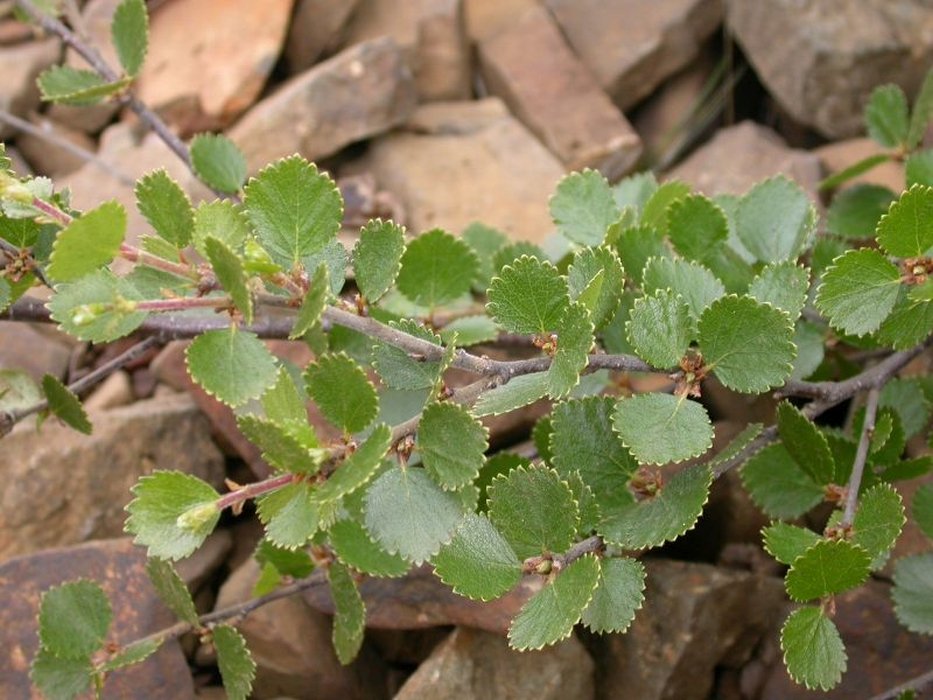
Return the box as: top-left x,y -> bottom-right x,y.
1,0 -> 933,698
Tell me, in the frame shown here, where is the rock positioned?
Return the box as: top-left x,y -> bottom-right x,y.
135,0 -> 293,133
814,137 -> 906,193
463,0 -> 538,43
728,0 -> 933,139
343,98 -> 565,242
284,0 -> 361,72
478,6 -> 642,178
414,0 -> 472,101
665,121 -> 822,197
760,580 -> 933,699
342,0 -> 434,55
395,627 -> 595,700
586,559 -> 784,700
175,529 -> 233,595
14,112 -> 99,177
83,370 -> 135,412
0,392 -> 225,562
0,39 -> 60,141
229,37 -> 417,173
214,558 -> 388,700
0,538 -> 196,699
545,0 -> 722,110
0,321 -> 72,383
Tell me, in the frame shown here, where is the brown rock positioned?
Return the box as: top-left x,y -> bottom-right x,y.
0,321 -> 71,383
728,0 -> 933,139
175,529 -> 233,594
229,37 -> 417,173
14,113 -> 99,177
0,538 -> 196,699
463,0 -> 538,43
0,39 -> 60,140
342,0 -> 435,55
343,98 -> 564,242
815,137 -> 906,193
0,392 -> 225,562
83,370 -> 135,412
135,0 -> 293,133
587,559 -> 784,700
478,6 -> 641,178
545,0 -> 722,109
414,0 -> 472,101
284,0 -> 361,72
215,558 -> 388,700
666,120 -> 822,197
395,627 -> 595,700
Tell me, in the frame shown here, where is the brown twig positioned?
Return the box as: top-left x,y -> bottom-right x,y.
840,387 -> 881,528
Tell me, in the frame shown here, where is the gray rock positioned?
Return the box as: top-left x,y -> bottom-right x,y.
814,137 -> 906,193
0,392 -> 225,562
285,0 -> 361,72
413,0 -> 472,101
395,627 -> 595,700
15,113 -> 99,177
545,0 -> 722,110
229,37 -> 417,173
0,39 -> 60,140
0,321 -> 72,384
728,0 -> 933,139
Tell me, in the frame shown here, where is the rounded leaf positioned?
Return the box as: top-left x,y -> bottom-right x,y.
892,552 -> 933,634
39,580 -> 112,660
876,184 -> 933,258
781,606 -> 847,691
352,219 -> 405,302
304,352 -> 378,434
486,255 -> 569,334
432,513 -> 521,601
47,201 -> 126,282
186,328 -> 278,408
418,402 -> 488,490
396,228 -> 477,308
190,134 -> 247,194
741,443 -> 823,519
612,393 -> 713,465
815,248 -> 901,336
580,557 -> 645,634
784,540 -> 871,602
626,288 -> 691,368
735,176 -> 816,263
549,169 -> 618,246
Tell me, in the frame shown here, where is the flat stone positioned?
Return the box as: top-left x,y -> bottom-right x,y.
342,0 -> 437,56
83,370 -> 135,412
229,37 -> 417,173
215,558 -> 388,699
343,98 -> 565,242
135,0 -> 293,133
0,321 -> 72,383
0,39 -> 60,140
463,0 -> 538,43
395,627 -> 595,700
545,0 -> 722,109
666,120 -> 822,197
284,0 -> 361,72
413,0 -> 472,101
0,538 -> 195,699
0,392 -> 225,562
814,137 -> 906,193
15,112 -> 99,177
587,559 -> 784,700
175,529 -> 233,595
478,5 -> 641,178
728,0 -> 933,139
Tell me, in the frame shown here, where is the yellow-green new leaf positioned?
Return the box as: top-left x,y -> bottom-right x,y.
135,169 -> 193,247
47,201 -> 126,282
111,0 -> 148,76
186,328 -> 278,408
191,134 -> 248,195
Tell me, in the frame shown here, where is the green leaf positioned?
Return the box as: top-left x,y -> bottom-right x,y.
908,68 -> 933,148
781,606 -> 847,691
41,374 -> 91,435
907,149 -> 933,187
145,557 -> 199,626
135,169 -> 193,246
785,540 -> 871,601
741,443 -> 824,519
473,373 -> 549,417
914,483 -> 933,539
852,483 -> 905,567
0,277 -> 10,314
37,65 -> 131,105
261,367 -> 311,428
432,513 -> 521,601
747,262 -> 809,321
290,263 -> 329,339
256,481 -> 319,549
699,295 -> 796,393
191,134 -> 247,194
735,176 -> 816,262
566,246 -> 625,329
892,552 -> 933,634
438,315 -> 499,346
667,194 -> 729,263
580,557 -> 645,634
186,328 -> 278,407
314,425 -> 391,503
487,465 -> 578,559
48,270 -> 146,343
865,84 -> 909,148
39,580 -> 112,659
486,255 -> 569,334
47,201 -> 126,282
462,222 -> 508,291
642,257 -> 725,324
612,224 -> 670,287
875,289 -> 933,350
508,555 -> 600,650
365,467 -> 463,563
816,248 -> 901,335
111,0 -> 148,76
705,422 -> 763,473
762,522 -> 820,565
547,302 -> 594,398
877,184 -> 933,257
302,238 -> 346,296
236,415 -> 324,475
125,471 -> 220,560
550,396 -> 639,517
418,403 -> 488,490
826,184 -> 896,239
641,181 -> 691,236
254,538 -> 315,588
549,169 -> 618,246
98,637 -> 161,672
626,288 -> 691,368
244,155 -> 342,267
396,228 -> 477,308
352,219 -> 405,302
493,241 -> 547,272
600,465 -> 712,549
372,319 -> 444,390
204,236 -> 252,323
0,369 -> 41,414
329,561 -> 365,664
777,401 -> 835,485
304,352 -> 377,434
330,515 -> 409,577
30,650 -> 92,700
613,171 -> 657,212
193,200 -> 249,256
213,625 -> 255,700
612,393 -> 713,465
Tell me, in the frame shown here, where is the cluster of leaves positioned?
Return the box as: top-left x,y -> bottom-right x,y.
2,2 -> 932,697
